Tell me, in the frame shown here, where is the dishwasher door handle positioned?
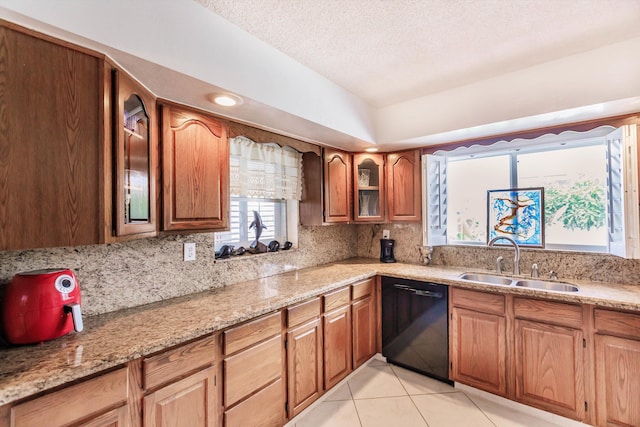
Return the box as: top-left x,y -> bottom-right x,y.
393,284 -> 443,298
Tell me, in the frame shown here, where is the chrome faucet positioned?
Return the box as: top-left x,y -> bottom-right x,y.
495,256 -> 504,274
488,236 -> 520,276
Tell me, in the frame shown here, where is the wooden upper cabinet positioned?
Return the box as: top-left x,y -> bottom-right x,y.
323,148 -> 352,223
353,153 -> 385,223
111,68 -> 157,239
386,149 -> 421,222
160,103 -> 229,231
0,25 -> 104,250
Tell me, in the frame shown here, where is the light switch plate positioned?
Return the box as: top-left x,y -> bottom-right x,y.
184,243 -> 196,261
382,229 -> 390,239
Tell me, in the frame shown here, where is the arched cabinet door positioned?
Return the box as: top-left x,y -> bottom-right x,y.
113,68 -> 157,238
386,149 -> 422,222
323,148 -> 352,223
161,103 -> 229,231
353,153 -> 385,223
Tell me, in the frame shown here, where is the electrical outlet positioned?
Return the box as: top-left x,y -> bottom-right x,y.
184,243 -> 196,261
382,229 -> 390,239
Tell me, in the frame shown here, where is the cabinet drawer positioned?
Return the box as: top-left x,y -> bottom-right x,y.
514,297 -> 583,329
594,308 -> 640,339
287,298 -> 321,328
224,335 -> 282,407
10,367 -> 128,427
451,288 -> 505,315
352,278 -> 374,301
324,287 -> 350,312
143,334 -> 217,390
224,311 -> 281,355
224,378 -> 284,427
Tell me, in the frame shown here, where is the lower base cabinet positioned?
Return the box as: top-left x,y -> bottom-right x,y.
224,378 -> 284,427
287,318 -> 323,418
450,289 -> 507,397
223,312 -> 285,427
515,318 -> 585,420
7,367 -> 130,427
594,308 -> 640,427
351,279 -> 377,369
323,305 -> 352,390
144,367 -> 216,427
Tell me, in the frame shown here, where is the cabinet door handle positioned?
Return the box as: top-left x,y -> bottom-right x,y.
393,284 -> 443,298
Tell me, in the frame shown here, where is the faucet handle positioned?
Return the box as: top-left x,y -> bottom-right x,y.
496,256 -> 504,274
531,263 -> 539,278
549,270 -> 558,280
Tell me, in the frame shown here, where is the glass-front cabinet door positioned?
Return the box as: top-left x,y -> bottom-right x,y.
353,153 -> 385,222
114,69 -> 157,237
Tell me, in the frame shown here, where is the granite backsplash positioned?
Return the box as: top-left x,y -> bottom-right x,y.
356,222 -> 640,286
2,221 -> 640,319
0,224 -> 358,316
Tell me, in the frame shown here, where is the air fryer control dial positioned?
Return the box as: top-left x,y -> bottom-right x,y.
54,274 -> 76,294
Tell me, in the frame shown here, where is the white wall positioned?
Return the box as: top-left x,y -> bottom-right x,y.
376,36 -> 640,145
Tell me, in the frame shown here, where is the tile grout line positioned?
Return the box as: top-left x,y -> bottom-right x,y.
462,391 -> 499,427
346,379 -> 364,427
389,363 -> 431,427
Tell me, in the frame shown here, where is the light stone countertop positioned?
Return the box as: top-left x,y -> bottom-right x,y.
1,257 -> 639,406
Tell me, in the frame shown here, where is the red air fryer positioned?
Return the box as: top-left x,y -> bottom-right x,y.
2,268 -> 84,345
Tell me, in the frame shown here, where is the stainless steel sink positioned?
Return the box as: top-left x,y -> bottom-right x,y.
459,273 -> 579,293
514,279 -> 579,293
458,273 -> 513,286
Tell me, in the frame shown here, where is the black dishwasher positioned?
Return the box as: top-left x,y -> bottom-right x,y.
382,276 -> 451,384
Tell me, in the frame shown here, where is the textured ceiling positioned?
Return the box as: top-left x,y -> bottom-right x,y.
196,0 -> 640,108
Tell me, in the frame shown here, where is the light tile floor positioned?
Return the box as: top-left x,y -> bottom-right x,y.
287,357 -> 588,427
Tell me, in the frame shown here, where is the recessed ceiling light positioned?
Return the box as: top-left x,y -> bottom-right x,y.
210,93 -> 243,107
365,147 -> 378,152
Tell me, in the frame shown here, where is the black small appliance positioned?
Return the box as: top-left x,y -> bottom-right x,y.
380,238 -> 396,263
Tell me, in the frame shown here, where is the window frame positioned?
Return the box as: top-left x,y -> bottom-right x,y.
423,125 -> 640,258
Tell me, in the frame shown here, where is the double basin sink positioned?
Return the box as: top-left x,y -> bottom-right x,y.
458,272 -> 579,293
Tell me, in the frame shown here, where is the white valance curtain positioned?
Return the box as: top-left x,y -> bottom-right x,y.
229,136 -> 303,200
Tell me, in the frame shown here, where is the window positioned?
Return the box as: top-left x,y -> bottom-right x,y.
214,136 -> 302,252
424,125 -> 640,258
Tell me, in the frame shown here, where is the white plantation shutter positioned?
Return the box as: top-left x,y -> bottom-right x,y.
229,136 -> 302,200
607,125 -> 640,258
216,136 -> 299,250
423,154 -> 448,246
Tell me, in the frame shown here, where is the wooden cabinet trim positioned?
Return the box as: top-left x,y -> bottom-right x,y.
323,287 -> 350,312
287,298 -> 321,328
143,334 -> 217,391
10,367 -> 128,427
224,311 -> 281,355
514,297 -> 583,329
451,288 -> 505,315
